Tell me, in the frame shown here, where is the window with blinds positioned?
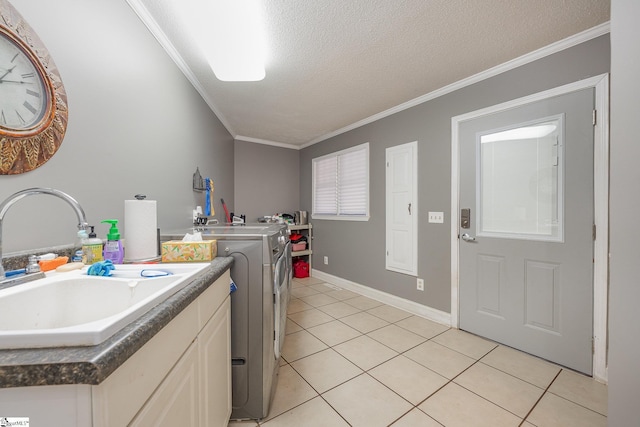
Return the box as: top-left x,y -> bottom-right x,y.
312,143 -> 370,220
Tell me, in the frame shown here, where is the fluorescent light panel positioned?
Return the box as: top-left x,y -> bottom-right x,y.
194,0 -> 266,82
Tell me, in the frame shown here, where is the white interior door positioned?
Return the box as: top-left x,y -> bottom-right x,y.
386,141 -> 418,275
458,89 -> 595,375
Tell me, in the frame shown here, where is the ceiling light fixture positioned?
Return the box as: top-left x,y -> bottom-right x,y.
196,0 -> 266,82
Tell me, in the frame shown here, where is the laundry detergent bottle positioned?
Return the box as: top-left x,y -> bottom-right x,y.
102,219 -> 124,264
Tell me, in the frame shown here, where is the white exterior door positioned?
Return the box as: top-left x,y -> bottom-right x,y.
386,141 -> 418,275
458,89 -> 595,375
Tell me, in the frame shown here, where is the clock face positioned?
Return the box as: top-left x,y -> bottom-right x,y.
0,29 -> 48,131
0,0 -> 68,174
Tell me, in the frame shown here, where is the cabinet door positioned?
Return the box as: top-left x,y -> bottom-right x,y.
130,342 -> 199,427
199,296 -> 232,427
93,299 -> 200,427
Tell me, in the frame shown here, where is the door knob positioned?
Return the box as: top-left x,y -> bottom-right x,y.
461,233 -> 476,242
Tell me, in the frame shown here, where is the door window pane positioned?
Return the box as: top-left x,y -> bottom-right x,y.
478,116 -> 563,241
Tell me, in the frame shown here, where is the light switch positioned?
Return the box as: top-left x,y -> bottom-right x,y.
428,212 -> 444,223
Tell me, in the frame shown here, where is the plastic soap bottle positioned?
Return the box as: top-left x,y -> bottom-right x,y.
102,219 -> 124,264
73,229 -> 88,262
82,226 -> 104,265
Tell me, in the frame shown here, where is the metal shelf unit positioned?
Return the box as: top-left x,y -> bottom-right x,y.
288,223 -> 312,270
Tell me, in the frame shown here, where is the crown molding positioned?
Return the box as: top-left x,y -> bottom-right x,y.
124,2 -> 609,152
125,0 -> 236,137
234,135 -> 301,150
302,22 -> 611,148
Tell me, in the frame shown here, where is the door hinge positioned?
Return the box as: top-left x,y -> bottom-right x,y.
592,109 -> 597,126
593,224 -> 596,240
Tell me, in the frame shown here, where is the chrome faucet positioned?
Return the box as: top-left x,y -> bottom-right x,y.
0,188 -> 89,280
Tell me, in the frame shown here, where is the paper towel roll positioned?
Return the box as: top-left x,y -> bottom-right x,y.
124,199 -> 158,261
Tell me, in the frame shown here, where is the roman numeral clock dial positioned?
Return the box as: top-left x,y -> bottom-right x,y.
0,0 -> 68,174
0,38 -> 46,129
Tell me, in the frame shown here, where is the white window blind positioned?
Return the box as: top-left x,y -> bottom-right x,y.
312,143 -> 369,220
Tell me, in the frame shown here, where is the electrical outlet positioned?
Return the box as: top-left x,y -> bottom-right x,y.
428,212 -> 444,223
417,278 -> 424,291
323,256 -> 329,265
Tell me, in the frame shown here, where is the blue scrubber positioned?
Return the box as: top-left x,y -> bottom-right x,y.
87,260 -> 115,276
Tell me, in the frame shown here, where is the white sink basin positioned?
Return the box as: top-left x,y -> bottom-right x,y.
0,263 -> 210,349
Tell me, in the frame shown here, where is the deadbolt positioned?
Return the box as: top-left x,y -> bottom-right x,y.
461,208 -> 471,229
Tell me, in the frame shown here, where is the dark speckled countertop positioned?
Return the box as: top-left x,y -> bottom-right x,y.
0,256 -> 233,388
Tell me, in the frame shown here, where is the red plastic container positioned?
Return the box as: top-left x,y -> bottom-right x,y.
293,260 -> 309,278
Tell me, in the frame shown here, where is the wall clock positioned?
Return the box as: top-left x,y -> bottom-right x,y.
0,0 -> 68,174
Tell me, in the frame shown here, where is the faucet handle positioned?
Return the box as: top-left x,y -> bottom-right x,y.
26,255 -> 41,274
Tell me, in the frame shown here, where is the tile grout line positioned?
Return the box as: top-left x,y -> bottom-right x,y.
400,331 -> 570,424
288,280 -> 607,426
344,312 -> 536,423
403,342 -> 499,424
289,301 -> 435,364
287,290 -> 456,377
475,346 -> 565,391
300,304 -> 452,425
286,296 -> 435,426
291,285 -> 459,423
268,361 -> 351,426
317,393 -> 354,427
516,368 -> 563,426
543,371 -> 609,418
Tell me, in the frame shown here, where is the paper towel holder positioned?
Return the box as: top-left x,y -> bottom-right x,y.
123,194 -> 162,264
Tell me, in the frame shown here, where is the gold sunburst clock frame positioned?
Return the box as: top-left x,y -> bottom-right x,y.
0,0 -> 68,174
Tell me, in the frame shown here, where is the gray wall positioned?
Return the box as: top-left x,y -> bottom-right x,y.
608,0 -> 639,423
301,35 -> 610,313
1,0 -> 234,254
234,140 -> 300,222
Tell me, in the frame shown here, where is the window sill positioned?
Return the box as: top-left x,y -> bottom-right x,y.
311,215 -> 370,222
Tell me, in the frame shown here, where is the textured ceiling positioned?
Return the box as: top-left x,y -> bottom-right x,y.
127,0 -> 610,148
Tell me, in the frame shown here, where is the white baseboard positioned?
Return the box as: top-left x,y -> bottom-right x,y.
311,269 -> 452,327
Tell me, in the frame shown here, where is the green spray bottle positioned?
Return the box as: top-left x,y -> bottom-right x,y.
102,219 -> 124,264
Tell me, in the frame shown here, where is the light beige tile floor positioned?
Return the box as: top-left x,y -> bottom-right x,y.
229,276 -> 608,427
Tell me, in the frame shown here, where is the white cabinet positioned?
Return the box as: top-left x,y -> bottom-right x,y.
199,296 -> 231,427
130,296 -> 231,427
0,384 -> 92,427
93,270 -> 232,427
92,290 -> 201,426
0,269 -> 232,427
130,341 -> 200,426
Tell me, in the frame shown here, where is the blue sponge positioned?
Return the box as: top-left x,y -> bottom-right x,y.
87,260 -> 115,276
